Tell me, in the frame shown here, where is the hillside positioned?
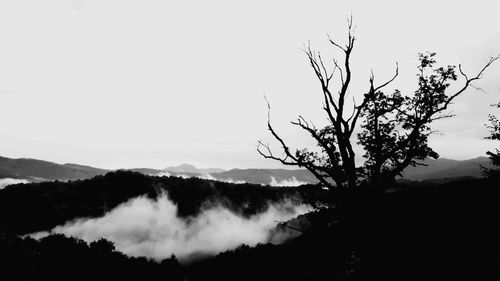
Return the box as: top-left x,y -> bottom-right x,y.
401,156 -> 491,180
0,156 -> 108,182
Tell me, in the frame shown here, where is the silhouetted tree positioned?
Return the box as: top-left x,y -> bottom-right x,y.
258,19 -> 499,190
483,102 -> 500,178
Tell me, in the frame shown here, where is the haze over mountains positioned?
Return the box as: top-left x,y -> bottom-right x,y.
0,155 -> 493,189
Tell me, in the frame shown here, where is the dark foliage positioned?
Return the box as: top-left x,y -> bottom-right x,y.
0,233 -> 184,281
484,102 -> 500,178
187,177 -> 500,280
0,171 -> 154,234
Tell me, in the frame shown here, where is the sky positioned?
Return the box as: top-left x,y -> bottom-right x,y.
0,0 -> 499,170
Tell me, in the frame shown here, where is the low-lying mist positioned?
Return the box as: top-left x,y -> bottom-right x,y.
269,176 -> 309,187
31,193 -> 311,262
0,178 -> 29,189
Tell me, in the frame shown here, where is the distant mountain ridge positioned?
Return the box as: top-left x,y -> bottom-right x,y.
0,155 -> 494,188
401,156 -> 492,180
0,156 -> 108,182
163,164 -> 225,174
128,168 -> 164,176
210,168 -> 318,185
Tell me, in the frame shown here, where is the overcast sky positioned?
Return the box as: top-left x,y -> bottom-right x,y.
1,0 -> 499,170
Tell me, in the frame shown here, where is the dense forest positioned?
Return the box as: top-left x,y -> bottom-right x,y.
1,171 -> 499,280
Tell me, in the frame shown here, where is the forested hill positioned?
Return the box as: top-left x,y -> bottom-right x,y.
0,170 -> 328,235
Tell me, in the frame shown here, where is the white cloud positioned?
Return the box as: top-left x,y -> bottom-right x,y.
31,194 -> 311,262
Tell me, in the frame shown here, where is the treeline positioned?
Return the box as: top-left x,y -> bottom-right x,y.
0,170 -> 329,235
0,232 -> 184,281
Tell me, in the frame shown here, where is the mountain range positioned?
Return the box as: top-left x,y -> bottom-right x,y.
0,156 -> 108,182
0,155 -> 494,188
163,163 -> 226,174
400,156 -> 492,180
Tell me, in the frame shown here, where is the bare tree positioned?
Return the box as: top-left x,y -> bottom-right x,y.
258,19 -> 499,190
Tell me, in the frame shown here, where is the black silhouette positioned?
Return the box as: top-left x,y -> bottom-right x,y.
484,101 -> 500,178
258,19 -> 499,190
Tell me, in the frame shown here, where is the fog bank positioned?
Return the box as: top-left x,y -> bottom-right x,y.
269,176 -> 309,187
33,194 -> 311,261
